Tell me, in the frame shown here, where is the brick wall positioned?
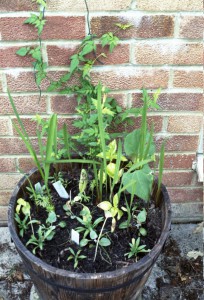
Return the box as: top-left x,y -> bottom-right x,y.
0,0 -> 203,224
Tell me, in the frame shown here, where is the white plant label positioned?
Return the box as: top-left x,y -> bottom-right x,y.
53,181 -> 69,199
71,229 -> 80,245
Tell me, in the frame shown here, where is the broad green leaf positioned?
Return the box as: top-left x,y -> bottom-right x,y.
70,55 -> 79,74
124,129 -> 140,161
106,162 -> 116,178
80,239 -> 89,247
97,201 -> 112,211
139,227 -> 147,236
113,194 -> 119,208
119,221 -> 129,229
122,166 -> 153,201
137,209 -> 147,223
16,47 -> 30,56
99,237 -> 111,247
58,221 -> 66,228
46,211 -> 57,224
90,230 -> 98,240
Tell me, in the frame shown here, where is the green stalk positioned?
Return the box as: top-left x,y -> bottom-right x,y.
110,139 -> 122,200
8,90 -> 45,180
139,89 -> 148,161
63,123 -> 71,160
44,114 -> 57,188
96,83 -> 108,196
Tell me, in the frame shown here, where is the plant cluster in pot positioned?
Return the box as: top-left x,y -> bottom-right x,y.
7,1 -> 171,299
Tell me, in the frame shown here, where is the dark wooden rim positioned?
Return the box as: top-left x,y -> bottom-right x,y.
8,167 -> 171,280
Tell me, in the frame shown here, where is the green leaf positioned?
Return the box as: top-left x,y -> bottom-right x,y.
81,42 -> 95,56
119,221 -> 129,229
122,166 -> 153,201
115,23 -> 133,30
16,47 -> 30,56
80,239 -> 89,247
137,209 -> 147,223
99,237 -> 111,247
97,201 -> 112,211
46,211 -> 57,224
24,14 -> 38,25
70,55 -> 79,74
58,221 -> 66,228
90,230 -> 98,240
139,227 -> 147,236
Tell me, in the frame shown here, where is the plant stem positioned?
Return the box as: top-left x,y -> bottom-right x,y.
93,217 -> 108,262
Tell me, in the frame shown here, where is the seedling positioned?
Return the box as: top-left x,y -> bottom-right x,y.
67,248 -> 87,269
125,237 -> 150,261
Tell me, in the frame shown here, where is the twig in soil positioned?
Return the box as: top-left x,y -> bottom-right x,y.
99,246 -> 112,265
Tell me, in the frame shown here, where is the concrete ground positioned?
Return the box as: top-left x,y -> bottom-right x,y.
0,223 -> 203,300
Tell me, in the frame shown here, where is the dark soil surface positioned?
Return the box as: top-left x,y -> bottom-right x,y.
19,169 -> 162,273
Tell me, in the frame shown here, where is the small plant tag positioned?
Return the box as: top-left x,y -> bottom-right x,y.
53,181 -> 69,199
71,229 -> 80,245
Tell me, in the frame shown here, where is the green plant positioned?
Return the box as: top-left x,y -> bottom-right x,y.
74,206 -> 104,241
67,248 -> 87,269
125,237 -> 150,261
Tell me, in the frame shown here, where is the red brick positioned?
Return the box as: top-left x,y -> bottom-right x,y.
42,17 -> 85,40
173,71 -> 203,88
157,93 -> 203,112
0,138 -> 39,155
18,157 -> 37,173
47,45 -> 78,67
0,74 -> 3,92
137,0 -> 203,11
0,17 -> 37,41
88,44 -> 130,65
92,68 -> 169,90
135,42 -> 202,65
0,0 -> 37,11
162,171 -> 201,187
6,69 -> 59,92
91,15 -> 174,38
12,118 -> 39,137
0,95 -> 47,115
0,206 -> 8,222
47,43 -> 130,67
51,95 -> 77,114
132,93 -> 204,112
0,16 -> 85,41
167,116 -> 203,133
0,119 -> 10,136
164,154 -> 196,169
6,71 -> 40,92
0,174 -> 22,190
179,16 -> 204,39
168,187 -> 203,203
108,115 -> 163,135
58,118 -> 80,134
156,135 -> 199,152
0,46 -> 35,68
0,158 -> 16,172
51,93 -> 127,115
0,191 -> 12,206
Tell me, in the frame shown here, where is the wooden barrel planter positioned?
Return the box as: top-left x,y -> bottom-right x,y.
8,166 -> 171,300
